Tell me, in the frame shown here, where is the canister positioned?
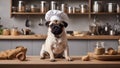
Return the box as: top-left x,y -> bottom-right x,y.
18,1 -> 25,12
51,1 -> 57,10
110,30 -> 115,35
94,42 -> 105,55
12,6 -> 17,12
68,6 -> 73,13
2,28 -> 10,35
93,1 -> 103,13
80,4 -> 87,13
10,27 -> 19,36
117,4 -> 120,13
108,3 -> 117,13
73,7 -> 76,13
61,4 -> 67,13
41,1 -> 47,13
31,5 -> 36,12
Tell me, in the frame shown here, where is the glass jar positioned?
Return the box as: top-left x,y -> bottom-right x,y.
18,1 -> 25,12
107,3 -> 117,13
117,4 -> 120,13
103,23 -> 111,35
113,15 -> 120,35
10,27 -> 19,36
89,16 -> 97,35
68,6 -> 73,14
80,4 -> 88,13
94,42 -> 105,55
41,1 -> 47,13
93,1 -> 103,13
31,4 -> 37,12
89,23 -> 96,35
2,28 -> 10,35
12,6 -> 17,12
61,4 -> 68,13
51,1 -> 57,10
25,5 -> 31,12
72,7 -> 76,13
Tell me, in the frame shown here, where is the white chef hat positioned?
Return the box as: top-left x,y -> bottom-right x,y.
45,10 -> 69,23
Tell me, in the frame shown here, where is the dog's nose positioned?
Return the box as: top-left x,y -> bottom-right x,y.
53,26 -> 60,30
51,25 -> 63,35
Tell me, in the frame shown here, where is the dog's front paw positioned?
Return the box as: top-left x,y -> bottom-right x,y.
66,57 -> 73,61
40,56 -> 45,59
50,59 -> 56,62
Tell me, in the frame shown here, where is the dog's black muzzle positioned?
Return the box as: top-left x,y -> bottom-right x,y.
50,24 -> 63,35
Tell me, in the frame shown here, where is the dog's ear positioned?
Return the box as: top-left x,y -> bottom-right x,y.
62,21 -> 68,28
45,21 -> 50,27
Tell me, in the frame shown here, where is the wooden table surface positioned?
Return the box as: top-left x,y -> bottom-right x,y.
0,56 -> 120,65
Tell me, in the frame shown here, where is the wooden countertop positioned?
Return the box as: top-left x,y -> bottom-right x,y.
0,56 -> 120,65
0,35 -> 120,40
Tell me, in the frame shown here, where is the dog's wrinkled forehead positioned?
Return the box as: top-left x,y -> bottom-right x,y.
49,20 -> 62,25
49,15 -> 63,24
45,15 -> 68,28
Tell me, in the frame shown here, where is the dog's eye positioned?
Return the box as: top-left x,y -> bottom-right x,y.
50,24 -> 54,28
59,24 -> 64,27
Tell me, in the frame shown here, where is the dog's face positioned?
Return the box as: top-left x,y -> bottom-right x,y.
45,20 -> 68,35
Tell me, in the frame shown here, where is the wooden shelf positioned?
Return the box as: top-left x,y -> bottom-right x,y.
12,12 -> 120,15
0,35 -> 46,40
12,12 -> 45,15
91,12 -> 120,15
67,12 -> 89,15
0,35 -> 119,40
11,12 -> 90,15
67,35 -> 120,40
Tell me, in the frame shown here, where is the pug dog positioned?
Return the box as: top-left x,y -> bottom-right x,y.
40,15 -> 72,62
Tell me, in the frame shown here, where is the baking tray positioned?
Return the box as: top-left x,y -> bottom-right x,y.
88,53 -> 120,61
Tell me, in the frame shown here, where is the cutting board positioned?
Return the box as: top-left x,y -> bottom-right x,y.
88,53 -> 120,61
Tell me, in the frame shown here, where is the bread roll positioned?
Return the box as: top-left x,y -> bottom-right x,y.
108,50 -> 118,55
107,47 -> 114,52
81,55 -> 90,61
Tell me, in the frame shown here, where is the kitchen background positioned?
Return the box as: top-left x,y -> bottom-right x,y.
0,0 -> 119,56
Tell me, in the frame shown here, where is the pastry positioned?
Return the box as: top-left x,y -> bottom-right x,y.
0,46 -> 27,61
